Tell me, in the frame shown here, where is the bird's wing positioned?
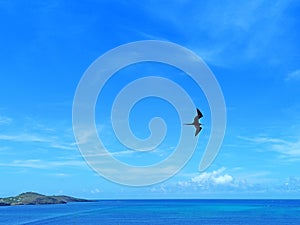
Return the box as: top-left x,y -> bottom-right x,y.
195,126 -> 202,136
193,115 -> 200,124
197,108 -> 203,119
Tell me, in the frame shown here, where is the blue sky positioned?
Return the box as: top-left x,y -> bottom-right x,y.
0,0 -> 300,199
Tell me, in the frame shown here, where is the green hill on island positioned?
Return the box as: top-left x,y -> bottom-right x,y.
0,192 -> 94,206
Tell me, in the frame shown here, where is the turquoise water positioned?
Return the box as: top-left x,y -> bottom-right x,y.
0,199 -> 300,224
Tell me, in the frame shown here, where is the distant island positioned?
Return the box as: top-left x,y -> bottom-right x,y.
0,192 -> 94,206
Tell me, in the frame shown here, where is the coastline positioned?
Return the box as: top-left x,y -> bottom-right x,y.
0,192 -> 94,206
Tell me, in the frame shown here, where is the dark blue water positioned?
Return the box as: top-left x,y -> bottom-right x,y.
0,199 -> 300,225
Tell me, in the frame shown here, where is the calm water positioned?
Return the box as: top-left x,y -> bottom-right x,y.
0,199 -> 300,225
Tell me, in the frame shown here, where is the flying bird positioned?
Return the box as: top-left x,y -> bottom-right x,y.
184,108 -> 203,136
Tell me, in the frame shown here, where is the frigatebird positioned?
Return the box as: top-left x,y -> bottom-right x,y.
184,108 -> 203,136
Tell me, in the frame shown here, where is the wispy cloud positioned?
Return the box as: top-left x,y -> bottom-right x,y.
0,115 -> 12,125
0,132 -> 77,152
83,149 -> 137,158
137,0 -> 293,68
0,159 -> 86,169
49,173 -> 72,177
0,146 -> 10,152
50,143 -> 77,151
0,133 -> 50,143
240,135 -> 300,159
286,69 -> 300,81
90,188 -> 101,194
272,140 -> 300,159
0,159 -> 45,169
238,136 -> 287,144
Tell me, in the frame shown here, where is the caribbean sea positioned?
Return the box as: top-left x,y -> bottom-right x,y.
0,199 -> 300,224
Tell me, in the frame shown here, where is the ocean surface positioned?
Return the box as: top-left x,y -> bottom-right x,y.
0,199 -> 300,225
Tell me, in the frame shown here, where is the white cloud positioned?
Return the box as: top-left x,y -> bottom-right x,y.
213,174 -> 233,185
282,177 -> 300,191
172,167 -> 271,194
150,185 -> 167,193
190,167 -> 233,186
152,171 -> 300,196
177,181 -> 191,188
